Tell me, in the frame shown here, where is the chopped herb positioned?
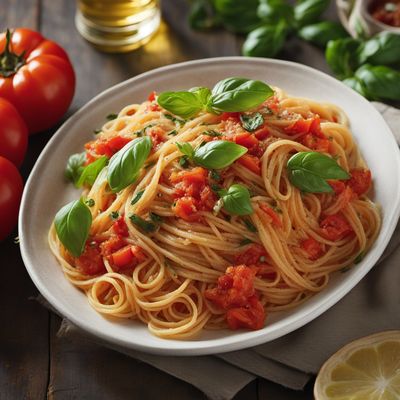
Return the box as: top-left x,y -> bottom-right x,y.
203,129 -> 222,137
134,123 -> 155,137
224,214 -> 232,222
239,238 -> 253,246
354,252 -> 364,264
110,211 -> 119,220
131,190 -> 145,205
85,198 -> 95,207
164,113 -> 185,126
179,156 -> 189,168
149,212 -> 163,223
210,170 -> 221,181
240,112 -> 264,132
106,113 -> 118,121
340,266 -> 351,273
134,130 -> 143,137
168,129 -> 178,136
244,219 -> 257,232
93,129 -> 102,135
199,140 -> 207,147
328,136 -> 333,141
274,207 -> 283,214
211,183 -> 222,192
129,214 -> 157,233
145,161 -> 156,169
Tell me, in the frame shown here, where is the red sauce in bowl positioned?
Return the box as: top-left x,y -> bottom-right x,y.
369,0 -> 400,27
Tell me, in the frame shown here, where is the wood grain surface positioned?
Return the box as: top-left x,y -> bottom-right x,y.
0,0 -> 336,398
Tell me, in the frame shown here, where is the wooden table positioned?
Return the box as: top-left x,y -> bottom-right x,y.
1,1 -> 338,398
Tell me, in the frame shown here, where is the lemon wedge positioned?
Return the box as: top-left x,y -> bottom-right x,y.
314,331 -> 400,400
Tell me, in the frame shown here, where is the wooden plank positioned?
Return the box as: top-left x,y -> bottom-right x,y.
0,0 -> 40,28
258,378 -> 315,399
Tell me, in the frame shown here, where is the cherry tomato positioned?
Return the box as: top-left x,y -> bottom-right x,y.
0,98 -> 28,167
0,156 -> 23,240
0,28 -> 75,134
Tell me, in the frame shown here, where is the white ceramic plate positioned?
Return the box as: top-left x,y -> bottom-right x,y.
19,57 -> 400,355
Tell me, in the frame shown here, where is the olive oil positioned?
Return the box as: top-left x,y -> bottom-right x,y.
75,0 -> 160,53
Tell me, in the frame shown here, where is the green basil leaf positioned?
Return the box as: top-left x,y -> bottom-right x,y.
54,199 -> 92,257
189,86 -> 212,105
176,142 -> 195,158
355,64 -> 400,101
129,214 -> 157,233
219,184 -> 253,216
65,152 -> 86,187
287,151 -> 350,193
107,136 -> 152,193
106,113 -> 118,121
193,140 -> 247,169
209,77 -> 274,113
294,0 -> 330,27
343,77 -> 368,98
357,32 -> 400,66
76,156 -> 108,188
214,0 -> 261,33
240,112 -> 264,132
131,190 -> 145,205
242,21 -> 288,58
257,0 -> 294,24
326,38 -> 361,79
189,0 -> 220,30
157,91 -> 204,118
298,21 -> 348,48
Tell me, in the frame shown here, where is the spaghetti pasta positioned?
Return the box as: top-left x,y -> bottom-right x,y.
49,83 -> 381,339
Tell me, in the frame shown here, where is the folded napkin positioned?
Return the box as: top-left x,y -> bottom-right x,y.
38,103 -> 400,400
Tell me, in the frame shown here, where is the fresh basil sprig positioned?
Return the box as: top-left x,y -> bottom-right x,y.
326,38 -> 361,80
298,21 -> 348,48
77,156 -> 108,188
287,151 -> 350,193
65,152 -> 86,187
176,140 -> 247,170
240,112 -> 264,132
157,77 -> 274,119
107,136 -> 152,193
218,184 -> 253,216
257,0 -> 294,24
294,0 -> 330,28
54,199 -> 92,257
129,214 -> 158,233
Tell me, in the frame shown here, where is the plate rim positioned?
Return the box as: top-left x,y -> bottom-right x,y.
19,56 -> 400,355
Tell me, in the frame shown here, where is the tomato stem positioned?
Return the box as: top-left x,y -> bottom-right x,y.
0,29 -> 26,78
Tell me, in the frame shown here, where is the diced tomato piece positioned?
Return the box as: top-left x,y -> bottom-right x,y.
237,154 -> 261,175
251,265 -> 276,280
285,118 -> 314,136
301,133 -> 331,153
254,126 -> 270,140
309,116 -> 324,138
264,96 -> 280,113
112,216 -> 129,237
100,235 -> 126,258
226,295 -> 265,330
148,103 -> 161,112
348,169 -> 372,197
328,180 -> 346,195
85,135 -> 132,160
219,112 -> 241,122
131,245 -> 147,263
234,132 -> 259,149
170,167 -> 207,185
172,196 -> 199,221
112,245 -> 134,268
235,244 -> 268,266
335,186 -> 356,210
148,91 -> 157,102
320,213 -> 354,241
75,240 -> 106,276
301,237 -> 324,260
148,126 -> 166,148
200,185 -> 217,210
259,203 -> 282,228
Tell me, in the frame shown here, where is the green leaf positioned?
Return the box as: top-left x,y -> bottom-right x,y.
287,151 -> 350,193
219,184 -> 253,216
106,113 -> 118,121
157,91 -> 204,118
85,198 -> 95,207
239,238 -> 254,246
244,218 -> 257,232
294,0 -> 330,27
242,21 -> 288,58
76,156 -> 108,188
343,77 -> 368,98
326,38 -> 360,79
298,21 -> 348,48
107,136 -> 152,193
54,199 -> 92,257
257,0 -> 294,24
131,190 -> 145,205
189,86 -> 212,105
189,0 -> 220,30
193,140 -> 247,169
209,77 -> 274,113
357,31 -> 400,66
65,152 -> 86,187
240,112 -> 264,132
129,214 -> 157,233
176,142 -> 195,158
110,211 -> 119,220
354,64 -> 400,101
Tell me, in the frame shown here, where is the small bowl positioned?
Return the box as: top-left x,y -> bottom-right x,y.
337,0 -> 400,38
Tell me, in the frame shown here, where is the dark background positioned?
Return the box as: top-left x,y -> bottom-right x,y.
0,0 -> 338,398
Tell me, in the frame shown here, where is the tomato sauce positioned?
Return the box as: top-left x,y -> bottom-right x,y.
370,0 -> 400,27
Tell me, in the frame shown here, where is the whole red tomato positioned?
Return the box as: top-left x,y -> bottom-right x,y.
0,98 -> 28,167
0,156 -> 23,240
0,28 -> 75,134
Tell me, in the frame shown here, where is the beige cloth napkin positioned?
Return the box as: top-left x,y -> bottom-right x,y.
38,103 -> 400,400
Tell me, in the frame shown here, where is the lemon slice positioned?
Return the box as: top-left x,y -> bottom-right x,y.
314,331 -> 400,400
